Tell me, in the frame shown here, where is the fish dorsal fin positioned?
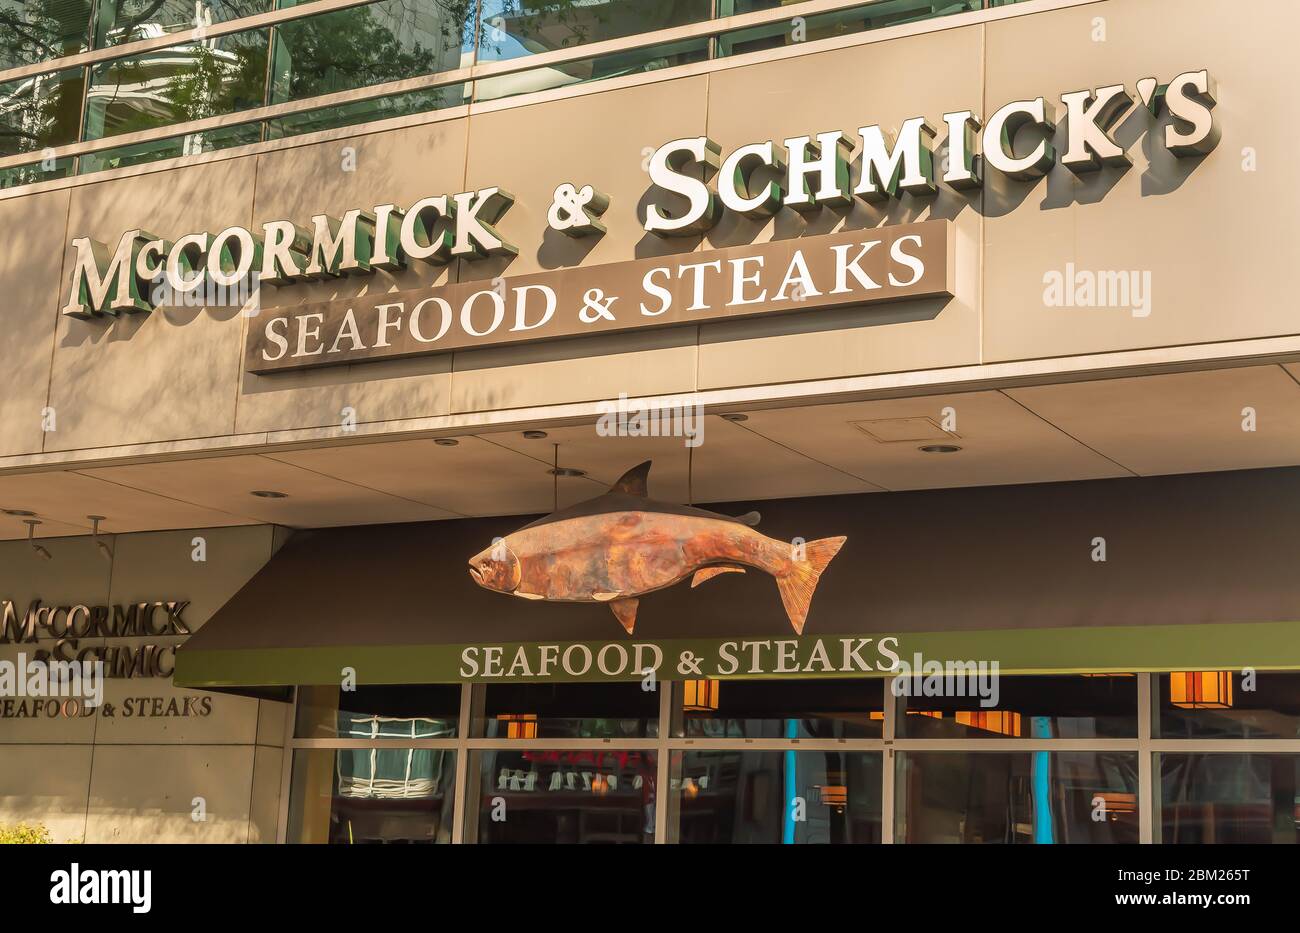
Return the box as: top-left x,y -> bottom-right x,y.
734,510 -> 761,526
610,461 -> 651,497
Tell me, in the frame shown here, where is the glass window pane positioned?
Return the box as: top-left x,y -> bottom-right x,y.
264,85 -> 462,138
294,684 -> 460,739
77,121 -> 261,171
676,677 -> 883,739
473,748 -> 655,843
674,750 -> 882,844
473,36 -> 708,103
288,747 -> 457,843
895,673 -> 1138,739
0,155 -> 73,187
717,0 -> 981,58
268,0 -> 473,105
95,0 -> 273,48
1157,671 -> 1300,739
0,0 -> 93,69
1160,753 -> 1300,844
477,0 -> 711,63
476,681 -> 657,738
896,751 -> 1140,843
0,67 -> 85,156
82,27 -> 270,140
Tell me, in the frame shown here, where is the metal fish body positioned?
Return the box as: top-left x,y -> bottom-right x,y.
469,461 -> 846,635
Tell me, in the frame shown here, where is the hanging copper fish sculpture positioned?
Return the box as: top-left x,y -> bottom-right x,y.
468,461 -> 846,635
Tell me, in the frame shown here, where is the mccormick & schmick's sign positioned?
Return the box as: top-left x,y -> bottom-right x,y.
58,70 -> 1217,375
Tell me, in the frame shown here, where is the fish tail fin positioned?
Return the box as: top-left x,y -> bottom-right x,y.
610,598 -> 639,635
775,536 -> 847,634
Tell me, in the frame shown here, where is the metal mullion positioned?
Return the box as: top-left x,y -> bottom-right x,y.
0,0 -> 1097,172
654,678 -> 672,844
1148,739 -> 1300,752
463,738 -> 661,751
0,0 -> 386,85
881,677 -> 896,843
291,737 -> 460,749
666,738 -> 886,752
889,738 -> 1141,752
1138,672 -> 1153,844
451,680 -> 473,843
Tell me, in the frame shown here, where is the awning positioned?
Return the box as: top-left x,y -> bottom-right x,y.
175,467 -> 1300,689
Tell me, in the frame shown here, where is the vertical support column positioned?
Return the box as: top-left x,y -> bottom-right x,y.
452,680 -> 476,844
654,679 -> 672,844
1138,672 -> 1154,845
275,692 -> 295,844
881,677 -> 896,844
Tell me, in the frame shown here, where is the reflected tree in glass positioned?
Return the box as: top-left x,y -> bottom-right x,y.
0,0 -> 93,69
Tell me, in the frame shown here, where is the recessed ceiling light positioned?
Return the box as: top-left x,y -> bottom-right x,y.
918,444 -> 962,454
250,490 -> 288,498
2,508 -> 36,516
720,413 -> 749,422
548,467 -> 587,478
523,430 -> 548,439
434,438 -> 460,447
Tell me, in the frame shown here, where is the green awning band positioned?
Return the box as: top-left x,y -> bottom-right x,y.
175,619 -> 1300,687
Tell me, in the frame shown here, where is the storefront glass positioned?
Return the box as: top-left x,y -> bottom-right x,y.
896,673 -> 1138,739
674,677 -> 884,739
1158,753 -> 1300,844
896,751 -> 1141,844
288,747 -> 458,843
476,682 -> 658,739
472,748 -> 656,843
673,749 -> 883,843
1156,671 -> 1300,739
295,684 -> 461,739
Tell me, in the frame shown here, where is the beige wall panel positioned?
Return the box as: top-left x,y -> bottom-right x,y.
450,326 -> 700,412
46,157 -> 259,451
255,699 -> 290,747
0,535 -> 111,606
248,744 -> 284,843
1006,365 -> 1300,476
237,120 -> 474,433
446,76 -> 713,411
983,0 -> 1300,360
92,659 -> 259,745
84,744 -> 254,842
107,525 -> 278,633
696,29 -> 983,387
0,188 -> 70,459
0,640 -> 102,744
0,744 -> 91,842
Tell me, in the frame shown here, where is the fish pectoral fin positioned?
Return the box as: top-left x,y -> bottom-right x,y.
609,598 -> 639,635
592,592 -> 621,602
690,565 -> 747,588
514,591 -> 546,600
733,510 -> 762,527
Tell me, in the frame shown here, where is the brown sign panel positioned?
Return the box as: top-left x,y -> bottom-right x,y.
244,219 -> 954,374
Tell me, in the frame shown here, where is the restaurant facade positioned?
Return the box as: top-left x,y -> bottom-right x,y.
3,0 -> 1300,845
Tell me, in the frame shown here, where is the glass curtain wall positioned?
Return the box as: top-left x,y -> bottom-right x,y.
2,0 -> 1031,187
285,671 -> 1300,843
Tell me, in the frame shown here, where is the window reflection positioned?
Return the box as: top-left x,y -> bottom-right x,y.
717,0 -> 981,57
288,748 -> 456,843
476,0 -> 711,62
83,26 -> 269,140
1160,753 -> 1300,844
674,750 -> 882,843
473,749 -> 656,843
677,677 -> 884,739
896,674 -> 1138,739
1157,671 -> 1300,738
269,0 -> 473,106
95,0 -> 273,48
897,751 -> 1140,843
476,682 -> 658,739
0,0 -> 92,70
0,67 -> 84,156
294,684 -> 460,739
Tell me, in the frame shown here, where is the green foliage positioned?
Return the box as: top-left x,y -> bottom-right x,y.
0,822 -> 53,844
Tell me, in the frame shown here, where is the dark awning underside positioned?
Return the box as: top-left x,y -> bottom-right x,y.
175,467 -> 1300,688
